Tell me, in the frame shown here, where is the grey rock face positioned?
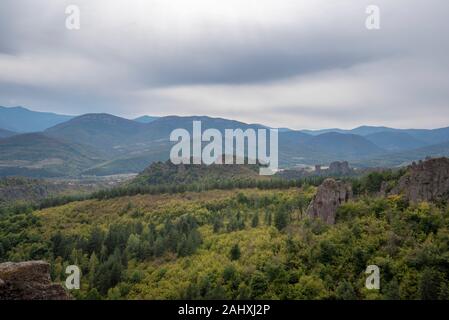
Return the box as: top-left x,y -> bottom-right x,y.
391,157 -> 449,203
306,178 -> 353,224
328,161 -> 352,176
0,261 -> 70,300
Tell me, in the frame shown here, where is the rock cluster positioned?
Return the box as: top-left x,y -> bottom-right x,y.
0,261 -> 70,300
391,157 -> 449,203
306,178 -> 353,224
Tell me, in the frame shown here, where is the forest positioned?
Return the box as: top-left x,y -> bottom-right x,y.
1,169 -> 449,300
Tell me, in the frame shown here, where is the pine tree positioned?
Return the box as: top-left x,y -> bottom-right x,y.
125,234 -> 141,260
87,226 -> 104,255
251,213 -> 259,228
88,252 -> 99,287
230,244 -> 241,261
274,210 -> 288,231
419,268 -> 443,300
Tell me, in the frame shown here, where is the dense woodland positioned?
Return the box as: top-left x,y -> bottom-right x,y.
1,169 -> 449,300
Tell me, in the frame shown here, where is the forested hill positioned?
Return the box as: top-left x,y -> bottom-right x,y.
130,159 -> 264,187
2,183 -> 449,300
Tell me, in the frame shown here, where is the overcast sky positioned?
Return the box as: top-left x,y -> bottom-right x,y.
0,0 -> 448,129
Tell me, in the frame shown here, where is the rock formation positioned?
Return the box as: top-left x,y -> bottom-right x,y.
306,178 -> 353,224
0,261 -> 70,300
391,157 -> 449,203
328,161 -> 352,176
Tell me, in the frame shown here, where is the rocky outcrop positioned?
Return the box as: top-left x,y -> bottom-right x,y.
391,157 -> 449,203
306,179 -> 353,224
328,161 -> 352,176
0,261 -> 70,300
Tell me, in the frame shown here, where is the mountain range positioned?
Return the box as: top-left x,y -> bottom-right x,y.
0,106 -> 448,178
0,106 -> 74,132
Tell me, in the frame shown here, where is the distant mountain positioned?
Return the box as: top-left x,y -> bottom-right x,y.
306,132 -> 384,157
300,125 -> 449,143
1,108 -> 448,178
0,133 -> 101,177
61,115 -> 268,175
300,128 -> 349,136
404,127 -> 449,145
141,115 -> 266,140
0,128 -> 16,139
134,115 -> 159,123
0,106 -> 74,132
45,113 -> 147,156
365,131 -> 429,151
301,126 -> 397,136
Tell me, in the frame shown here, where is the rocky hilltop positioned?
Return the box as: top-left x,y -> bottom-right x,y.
306,178 -> 353,224
0,261 -> 70,300
392,157 -> 449,203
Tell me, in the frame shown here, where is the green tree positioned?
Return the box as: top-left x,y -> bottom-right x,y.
250,271 -> 268,298
125,234 -> 141,260
87,226 -> 104,255
88,252 -> 99,287
419,268 -> 443,300
274,210 -> 288,231
85,288 -> 102,300
384,278 -> 400,300
251,213 -> 259,228
335,280 -> 356,300
230,244 -> 241,261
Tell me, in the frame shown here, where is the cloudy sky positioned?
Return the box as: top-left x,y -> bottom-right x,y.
0,0 -> 448,129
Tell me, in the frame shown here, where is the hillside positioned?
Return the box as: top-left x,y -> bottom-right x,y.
0,177 -> 109,206
0,106 -> 73,132
365,131 -> 429,152
45,114 -> 147,157
131,159 -> 262,187
0,133 -> 101,177
0,128 -> 16,139
305,132 -> 385,158
355,141 -> 449,168
2,181 -> 449,300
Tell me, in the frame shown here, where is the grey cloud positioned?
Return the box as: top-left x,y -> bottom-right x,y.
0,0 -> 448,128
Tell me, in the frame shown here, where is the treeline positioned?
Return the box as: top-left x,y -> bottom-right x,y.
0,168 -> 410,219
0,176 -> 324,215
351,169 -> 406,195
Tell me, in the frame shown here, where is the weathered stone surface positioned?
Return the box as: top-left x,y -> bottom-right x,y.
391,157 -> 449,203
328,161 -> 352,176
0,261 -> 70,300
306,178 -> 352,224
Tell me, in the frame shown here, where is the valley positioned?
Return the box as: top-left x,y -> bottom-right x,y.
1,106 -> 449,178
1,105 -> 449,301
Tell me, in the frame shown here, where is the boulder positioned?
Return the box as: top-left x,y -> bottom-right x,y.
306,178 -> 352,224
0,261 -> 70,300
391,157 -> 449,203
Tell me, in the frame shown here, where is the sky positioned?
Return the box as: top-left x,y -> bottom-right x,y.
0,0 -> 448,130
